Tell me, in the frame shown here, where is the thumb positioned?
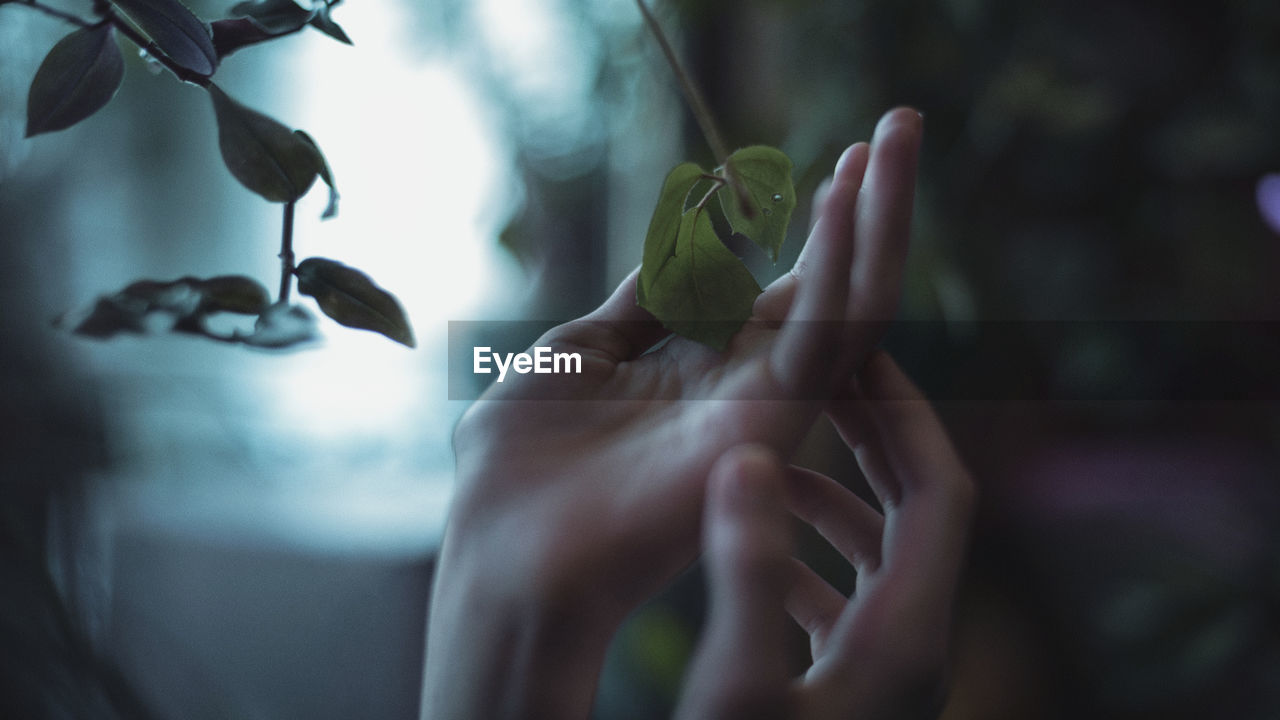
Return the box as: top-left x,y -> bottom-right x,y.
675,445 -> 794,720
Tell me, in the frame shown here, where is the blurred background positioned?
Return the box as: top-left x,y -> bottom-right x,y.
2,0 -> 1279,718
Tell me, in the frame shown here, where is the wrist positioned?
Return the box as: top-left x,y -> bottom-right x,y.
422,520 -> 623,720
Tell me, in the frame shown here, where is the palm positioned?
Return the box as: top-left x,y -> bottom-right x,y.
448,108 -> 922,618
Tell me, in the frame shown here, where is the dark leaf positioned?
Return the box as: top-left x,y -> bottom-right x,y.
26,25 -> 124,137
294,130 -> 339,218
295,258 -> 415,347
209,83 -> 319,202
194,275 -> 271,314
211,17 -> 291,59
109,0 -> 218,77
637,206 -> 761,351
717,146 -> 796,262
638,162 -> 705,306
308,5 -> 352,44
234,302 -> 318,348
59,274 -> 270,340
229,0 -> 313,34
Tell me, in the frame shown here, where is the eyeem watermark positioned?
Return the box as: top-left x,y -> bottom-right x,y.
473,346 -> 582,383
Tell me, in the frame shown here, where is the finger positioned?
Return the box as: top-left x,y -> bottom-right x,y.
784,466 -> 884,573
768,142 -> 870,395
543,266 -> 670,362
754,168 -> 843,322
847,108 -> 922,325
676,445 -> 793,720
825,387 -> 905,514
784,557 -> 846,659
858,350 -> 974,598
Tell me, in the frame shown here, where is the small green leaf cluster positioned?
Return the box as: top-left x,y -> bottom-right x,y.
638,146 -> 796,350
11,0 -> 414,349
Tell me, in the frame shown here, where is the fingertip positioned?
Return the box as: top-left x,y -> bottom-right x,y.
708,444 -> 785,513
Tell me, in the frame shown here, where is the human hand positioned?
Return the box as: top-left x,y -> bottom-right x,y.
675,351 -> 975,720
422,109 -> 923,719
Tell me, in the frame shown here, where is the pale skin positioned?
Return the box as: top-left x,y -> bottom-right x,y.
421,108 -> 969,719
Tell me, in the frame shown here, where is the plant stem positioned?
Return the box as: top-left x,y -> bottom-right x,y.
634,0 -> 753,216
633,0 -> 729,165
278,201 -> 297,303
6,0 -> 92,27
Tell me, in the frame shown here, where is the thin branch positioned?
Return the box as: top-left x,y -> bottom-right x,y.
278,201 -> 297,303
634,0 -> 753,217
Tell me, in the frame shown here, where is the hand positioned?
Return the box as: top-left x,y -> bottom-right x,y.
676,351 -> 975,720
422,109 -> 923,720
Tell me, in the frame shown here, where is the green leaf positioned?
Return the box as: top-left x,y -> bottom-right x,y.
109,0 -> 218,77
209,84 -> 319,202
294,130 -> 339,219
637,207 -> 761,351
718,146 -> 796,262
26,25 -> 125,137
295,258 -> 416,347
638,162 -> 705,305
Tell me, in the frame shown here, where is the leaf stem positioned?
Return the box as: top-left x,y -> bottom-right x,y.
278,200 -> 296,303
5,0 -> 92,27
633,0 -> 729,166
634,0 -> 753,217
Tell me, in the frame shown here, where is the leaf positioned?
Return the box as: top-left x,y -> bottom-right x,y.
638,162 -> 705,305
194,275 -> 271,314
294,130 -> 339,218
229,0 -> 313,33
210,17 -> 292,59
717,146 -> 796,262
26,25 -> 125,137
209,83 -> 319,202
637,207 -> 762,351
307,4 -> 352,45
109,0 -> 218,77
295,258 -> 416,347
58,274 -> 271,339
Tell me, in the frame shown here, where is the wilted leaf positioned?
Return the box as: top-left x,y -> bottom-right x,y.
307,5 -> 352,45
638,162 -> 704,305
718,146 -> 796,262
209,84 -> 319,202
637,207 -> 761,351
234,302 -> 318,348
194,275 -> 271,314
26,25 -> 125,137
229,0 -> 313,33
58,274 -> 271,339
109,0 -> 218,77
295,258 -> 415,347
294,130 -> 338,218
